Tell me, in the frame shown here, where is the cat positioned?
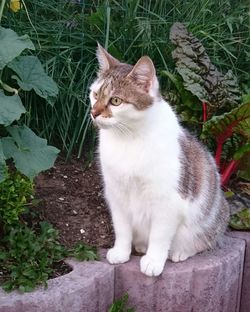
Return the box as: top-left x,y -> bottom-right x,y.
89,43 -> 229,277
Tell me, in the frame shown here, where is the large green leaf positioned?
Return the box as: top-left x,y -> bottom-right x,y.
0,27 -> 35,70
0,91 -> 26,126
201,101 -> 250,140
1,126 -> 60,179
0,140 -> 7,183
170,23 -> 241,114
8,56 -> 58,105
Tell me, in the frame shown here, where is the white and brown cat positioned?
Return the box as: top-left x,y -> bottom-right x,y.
89,44 -> 229,277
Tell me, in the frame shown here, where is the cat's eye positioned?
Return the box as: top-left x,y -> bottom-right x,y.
110,97 -> 122,106
93,91 -> 98,99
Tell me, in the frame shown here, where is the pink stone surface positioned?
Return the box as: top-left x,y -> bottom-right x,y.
113,236 -> 245,312
0,260 -> 114,312
0,236 -> 246,312
229,231 -> 250,312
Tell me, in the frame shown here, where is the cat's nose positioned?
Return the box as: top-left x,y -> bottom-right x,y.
91,108 -> 101,119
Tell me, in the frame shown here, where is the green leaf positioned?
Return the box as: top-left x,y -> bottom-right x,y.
108,294 -> 135,312
201,101 -> 250,140
170,23 -> 241,113
0,90 -> 26,126
72,243 -> 98,261
238,169 -> 250,182
161,70 -> 200,110
0,27 -> 35,70
230,208 -> 250,230
242,94 -> 250,103
233,143 -> 250,161
237,153 -> 250,182
1,126 -> 60,179
8,56 -> 58,105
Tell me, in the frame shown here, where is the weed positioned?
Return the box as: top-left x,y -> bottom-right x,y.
0,221 -> 98,292
69,242 -> 98,261
0,222 -> 67,292
108,293 -> 135,312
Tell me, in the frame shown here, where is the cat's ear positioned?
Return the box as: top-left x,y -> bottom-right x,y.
127,56 -> 156,92
96,42 -> 120,72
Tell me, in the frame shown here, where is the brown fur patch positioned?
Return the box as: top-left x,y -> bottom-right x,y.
96,64 -> 153,111
178,132 -> 205,199
91,80 -> 113,117
196,196 -> 229,250
200,160 -> 218,211
178,131 -> 229,249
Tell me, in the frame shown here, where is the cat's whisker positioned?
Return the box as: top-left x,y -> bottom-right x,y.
117,122 -> 132,138
111,124 -> 121,136
117,125 -> 131,138
111,123 -> 127,137
115,124 -> 128,137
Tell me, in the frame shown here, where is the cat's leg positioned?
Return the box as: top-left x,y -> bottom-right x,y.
106,187 -> 132,264
140,208 -> 179,277
169,225 -> 202,262
107,208 -> 132,264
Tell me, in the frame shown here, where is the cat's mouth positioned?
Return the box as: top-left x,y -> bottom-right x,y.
91,115 -> 115,129
91,116 -> 132,136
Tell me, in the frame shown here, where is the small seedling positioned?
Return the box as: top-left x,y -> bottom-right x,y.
108,293 -> 135,312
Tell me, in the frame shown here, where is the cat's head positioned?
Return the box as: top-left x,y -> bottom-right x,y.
89,43 -> 159,130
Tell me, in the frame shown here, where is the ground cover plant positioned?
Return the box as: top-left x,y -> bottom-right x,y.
0,170 -> 98,292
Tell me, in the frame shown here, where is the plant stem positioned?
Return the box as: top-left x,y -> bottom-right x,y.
202,102 -> 207,122
221,159 -> 239,187
215,139 -> 224,167
0,0 -> 6,25
0,79 -> 19,94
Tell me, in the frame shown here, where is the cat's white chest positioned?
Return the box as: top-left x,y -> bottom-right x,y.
99,132 -> 146,178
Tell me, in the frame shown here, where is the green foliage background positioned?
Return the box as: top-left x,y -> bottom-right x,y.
2,0 -> 249,158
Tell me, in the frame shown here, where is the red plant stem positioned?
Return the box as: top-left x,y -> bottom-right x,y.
215,121 -> 237,168
221,159 -> 239,187
202,102 -> 207,122
215,139 -> 224,167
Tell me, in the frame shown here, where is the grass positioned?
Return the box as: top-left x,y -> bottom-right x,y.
2,0 -> 249,158
108,293 -> 135,312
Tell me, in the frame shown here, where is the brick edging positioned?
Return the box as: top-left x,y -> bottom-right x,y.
0,234 -> 247,312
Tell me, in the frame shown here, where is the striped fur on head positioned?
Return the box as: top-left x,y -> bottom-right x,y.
91,45 -> 156,118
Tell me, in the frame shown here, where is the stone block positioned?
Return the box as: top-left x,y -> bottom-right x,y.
0,260 -> 114,312
229,231 -> 250,312
114,236 -> 245,312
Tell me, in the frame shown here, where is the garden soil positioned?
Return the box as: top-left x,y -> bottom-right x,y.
35,156 -> 114,249
35,156 -> 250,250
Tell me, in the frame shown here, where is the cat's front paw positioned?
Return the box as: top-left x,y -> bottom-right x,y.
140,255 -> 165,277
106,247 -> 130,264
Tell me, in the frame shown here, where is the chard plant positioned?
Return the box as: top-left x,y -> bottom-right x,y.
168,22 -> 250,186
0,0 -> 59,182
